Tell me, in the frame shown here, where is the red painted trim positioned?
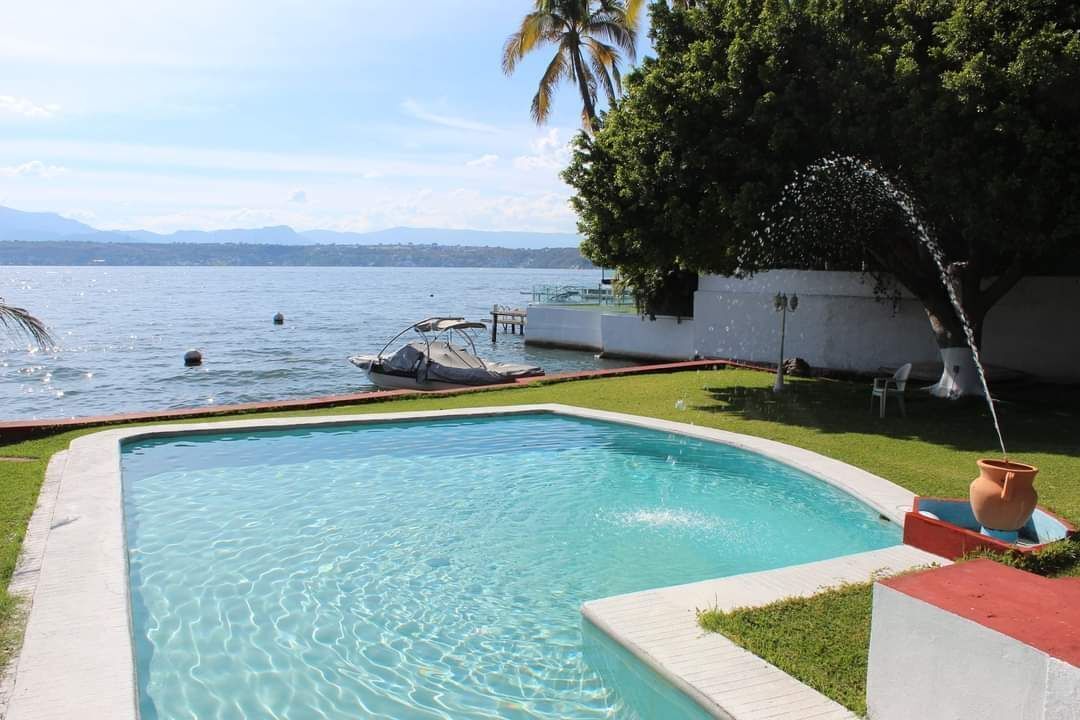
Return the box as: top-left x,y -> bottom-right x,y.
882,559 -> 1080,667
0,359 -> 741,442
904,497 -> 1076,560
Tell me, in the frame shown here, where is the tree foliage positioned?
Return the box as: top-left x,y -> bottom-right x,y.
564,0 -> 1080,346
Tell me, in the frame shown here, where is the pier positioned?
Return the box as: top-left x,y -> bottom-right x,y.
490,305 -> 527,341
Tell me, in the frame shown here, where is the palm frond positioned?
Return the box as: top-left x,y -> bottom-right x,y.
584,19 -> 637,62
531,49 -> 571,124
586,38 -> 621,103
623,0 -> 647,30
502,12 -> 561,75
0,300 -> 53,349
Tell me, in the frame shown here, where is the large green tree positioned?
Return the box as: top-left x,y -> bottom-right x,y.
564,0 -> 1080,396
502,0 -> 644,132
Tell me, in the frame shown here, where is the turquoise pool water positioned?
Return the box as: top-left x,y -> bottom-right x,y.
122,413 -> 900,719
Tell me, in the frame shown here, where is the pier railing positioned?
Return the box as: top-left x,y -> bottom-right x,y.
525,284 -> 634,307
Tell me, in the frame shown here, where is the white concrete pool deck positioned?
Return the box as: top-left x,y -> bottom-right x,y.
5,404 -> 935,719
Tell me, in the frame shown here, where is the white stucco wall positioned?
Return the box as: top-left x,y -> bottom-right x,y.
526,272 -> 1080,379
695,270 -> 941,373
525,305 -> 603,351
526,307 -> 696,361
980,276 -> 1080,382
598,313 -> 696,361
695,270 -> 1080,380
867,583 -> 1080,720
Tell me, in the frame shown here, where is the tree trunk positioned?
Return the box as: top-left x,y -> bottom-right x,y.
922,288 -> 987,398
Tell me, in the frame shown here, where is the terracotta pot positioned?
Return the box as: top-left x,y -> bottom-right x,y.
969,459 -> 1039,532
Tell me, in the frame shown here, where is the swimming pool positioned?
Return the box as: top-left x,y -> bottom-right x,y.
121,412 -> 900,719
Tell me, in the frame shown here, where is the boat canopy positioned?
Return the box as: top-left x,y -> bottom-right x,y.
413,317 -> 487,333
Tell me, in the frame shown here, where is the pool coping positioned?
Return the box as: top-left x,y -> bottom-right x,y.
5,403 -> 921,720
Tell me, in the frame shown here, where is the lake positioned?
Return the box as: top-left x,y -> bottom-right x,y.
1,266 -> 625,421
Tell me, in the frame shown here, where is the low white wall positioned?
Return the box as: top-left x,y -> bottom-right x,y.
526,306 -> 696,361
867,583 -> 1080,720
695,270 -> 1080,381
695,270 -> 940,373
599,313 -> 696,361
525,306 -> 603,351
527,272 -> 1080,380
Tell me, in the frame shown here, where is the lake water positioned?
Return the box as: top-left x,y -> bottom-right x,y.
0,266 -> 624,421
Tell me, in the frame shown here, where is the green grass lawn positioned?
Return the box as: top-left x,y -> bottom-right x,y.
699,582 -> 876,716
3,368 -> 1079,683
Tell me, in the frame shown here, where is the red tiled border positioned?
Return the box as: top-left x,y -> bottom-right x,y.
0,359 -> 757,443
882,559 -> 1080,667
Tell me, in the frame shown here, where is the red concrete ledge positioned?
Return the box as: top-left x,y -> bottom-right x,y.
0,359 -> 745,443
881,559 -> 1080,668
904,496 -> 1077,559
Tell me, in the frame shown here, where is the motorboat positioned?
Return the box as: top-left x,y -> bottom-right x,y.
349,317 -> 544,391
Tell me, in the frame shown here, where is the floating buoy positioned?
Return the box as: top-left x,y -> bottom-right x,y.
273,312 -> 285,325
184,349 -> 202,367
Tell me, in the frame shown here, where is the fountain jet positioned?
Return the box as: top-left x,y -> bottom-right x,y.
774,156 -> 1008,459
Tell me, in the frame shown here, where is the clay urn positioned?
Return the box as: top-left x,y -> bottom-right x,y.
969,459 -> 1039,532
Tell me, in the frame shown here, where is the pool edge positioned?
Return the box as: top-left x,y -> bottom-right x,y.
6,403 -> 924,720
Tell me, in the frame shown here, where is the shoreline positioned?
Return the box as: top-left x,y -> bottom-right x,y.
0,359 -> 733,442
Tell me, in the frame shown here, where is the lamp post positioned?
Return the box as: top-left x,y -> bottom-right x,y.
772,292 -> 798,393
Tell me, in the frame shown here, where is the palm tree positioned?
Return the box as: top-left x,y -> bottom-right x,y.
502,0 -> 643,133
1,298 -> 52,348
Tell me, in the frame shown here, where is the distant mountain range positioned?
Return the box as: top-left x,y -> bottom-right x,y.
0,205 -> 581,249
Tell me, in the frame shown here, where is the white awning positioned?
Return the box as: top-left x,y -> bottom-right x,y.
414,317 -> 486,333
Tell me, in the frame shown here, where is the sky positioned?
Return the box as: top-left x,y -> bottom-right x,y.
0,1 -> 652,235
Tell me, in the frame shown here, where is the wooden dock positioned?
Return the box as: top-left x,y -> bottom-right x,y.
490,305 -> 526,341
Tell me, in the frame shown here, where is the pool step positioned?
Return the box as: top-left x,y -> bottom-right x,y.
582,544 -> 948,720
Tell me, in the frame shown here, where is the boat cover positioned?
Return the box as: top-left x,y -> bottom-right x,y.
382,341 -> 542,385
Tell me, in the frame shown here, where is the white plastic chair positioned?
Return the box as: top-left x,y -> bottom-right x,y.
872,363 -> 912,418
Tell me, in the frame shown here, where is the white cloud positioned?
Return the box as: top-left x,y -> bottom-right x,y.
401,99 -> 502,135
513,128 -> 571,171
130,207 -> 305,233
465,154 -> 499,168
65,209 -> 98,224
0,138 -> 491,181
289,189 -> 307,203
343,187 -> 575,234
0,95 -> 59,119
101,188 -> 575,235
0,160 -> 68,178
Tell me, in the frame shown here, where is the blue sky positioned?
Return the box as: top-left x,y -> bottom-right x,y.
0,1 -> 651,235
